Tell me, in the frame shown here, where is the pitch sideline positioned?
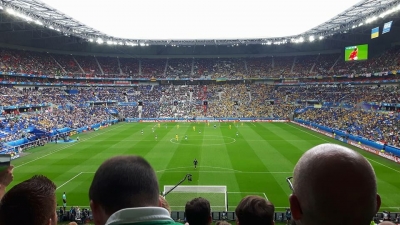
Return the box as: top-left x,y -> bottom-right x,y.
14,124 -> 124,169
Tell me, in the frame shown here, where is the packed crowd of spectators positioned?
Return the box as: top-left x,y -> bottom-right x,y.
51,53 -> 82,75
292,55 -> 318,76
97,57 -> 120,75
246,57 -> 273,78
313,53 -> 340,75
1,83 -> 400,149
70,55 -> 98,75
270,56 -> 295,78
193,58 -> 214,77
119,58 -> 140,76
141,59 -> 167,78
0,49 -> 61,76
298,108 -> 400,147
2,46 -> 399,80
166,58 -> 193,77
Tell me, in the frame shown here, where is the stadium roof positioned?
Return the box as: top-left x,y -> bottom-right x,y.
0,0 -> 399,46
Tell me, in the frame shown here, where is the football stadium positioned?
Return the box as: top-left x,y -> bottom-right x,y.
0,0 -> 400,224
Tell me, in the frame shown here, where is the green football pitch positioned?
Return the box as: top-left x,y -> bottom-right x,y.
10,122 -> 400,212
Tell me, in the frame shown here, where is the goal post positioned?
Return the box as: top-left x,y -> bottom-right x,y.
163,185 -> 227,212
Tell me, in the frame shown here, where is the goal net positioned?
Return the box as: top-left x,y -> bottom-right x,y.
163,185 -> 227,212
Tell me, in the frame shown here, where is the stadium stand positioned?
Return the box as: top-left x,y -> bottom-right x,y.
119,58 -> 140,77
246,57 -> 273,78
141,58 -> 167,78
1,45 -> 400,162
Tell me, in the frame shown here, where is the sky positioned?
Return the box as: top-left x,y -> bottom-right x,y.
40,0 -> 362,40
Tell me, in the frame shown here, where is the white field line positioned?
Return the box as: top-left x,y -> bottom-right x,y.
228,192 -> 264,194
156,166 -> 242,173
156,171 -> 292,174
201,166 -> 241,172
56,172 -> 82,190
287,123 -> 400,174
83,139 -> 307,142
263,193 -> 268,200
14,125 -> 122,169
250,123 -> 257,127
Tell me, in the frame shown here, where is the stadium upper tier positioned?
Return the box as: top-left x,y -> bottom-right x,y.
1,46 -> 400,80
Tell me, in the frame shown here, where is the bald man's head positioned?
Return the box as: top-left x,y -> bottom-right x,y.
289,144 -> 380,225
379,222 -> 396,225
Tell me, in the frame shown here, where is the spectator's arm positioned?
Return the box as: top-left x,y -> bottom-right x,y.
0,165 -> 14,200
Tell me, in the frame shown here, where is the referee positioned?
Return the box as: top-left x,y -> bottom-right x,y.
193,158 -> 198,169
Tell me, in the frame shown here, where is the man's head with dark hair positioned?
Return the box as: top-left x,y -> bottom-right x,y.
235,195 -> 275,225
289,143 -> 381,225
89,155 -> 160,225
0,175 -> 57,225
185,197 -> 212,225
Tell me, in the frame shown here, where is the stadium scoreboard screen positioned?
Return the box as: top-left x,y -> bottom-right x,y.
345,44 -> 368,61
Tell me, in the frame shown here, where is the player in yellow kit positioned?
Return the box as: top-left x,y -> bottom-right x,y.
177,124 -> 179,129
193,126 -> 196,132
158,123 -> 161,128
175,134 -> 179,141
229,125 -> 231,129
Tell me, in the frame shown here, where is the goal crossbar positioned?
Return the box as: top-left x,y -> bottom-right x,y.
164,185 -> 227,193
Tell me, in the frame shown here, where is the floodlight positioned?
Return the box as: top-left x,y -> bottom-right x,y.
35,20 -> 43,26
96,38 -> 104,44
299,37 -> 304,43
118,42 -> 124,45
319,36 -> 324,40
6,8 -> 15,15
352,25 -> 356,29
0,6 -> 3,10
358,23 -> 363,26
365,16 -> 377,24
88,39 -> 94,42
309,36 -> 315,42
56,28 -> 60,32
107,40 -> 113,45
49,26 -> 54,30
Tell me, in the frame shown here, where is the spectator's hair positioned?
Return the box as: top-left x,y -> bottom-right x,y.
0,175 -> 57,225
69,222 -> 78,225
159,195 -> 171,215
89,155 -> 159,215
185,197 -> 211,225
235,195 -> 275,225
